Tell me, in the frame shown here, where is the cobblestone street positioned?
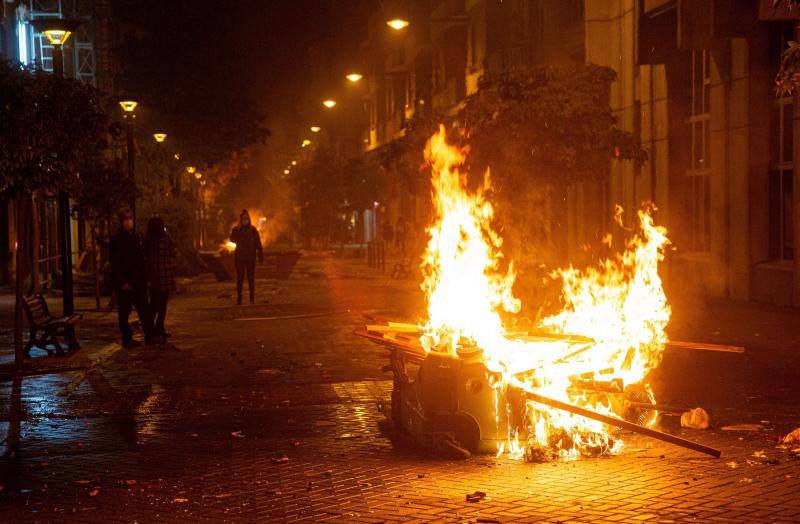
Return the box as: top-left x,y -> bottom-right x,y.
2,254 -> 800,523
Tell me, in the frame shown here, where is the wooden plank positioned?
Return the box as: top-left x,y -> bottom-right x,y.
666,341 -> 745,353
522,389 -> 721,458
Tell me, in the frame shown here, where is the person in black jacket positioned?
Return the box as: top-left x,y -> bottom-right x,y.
109,209 -> 160,347
229,209 -> 263,305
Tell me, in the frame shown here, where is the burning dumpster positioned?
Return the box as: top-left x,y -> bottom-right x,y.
356,127 -> 727,461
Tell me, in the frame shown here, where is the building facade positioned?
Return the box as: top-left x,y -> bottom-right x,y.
355,0 -> 798,308
581,0 -> 797,306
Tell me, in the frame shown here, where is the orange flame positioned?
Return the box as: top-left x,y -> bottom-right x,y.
420,126 -> 671,460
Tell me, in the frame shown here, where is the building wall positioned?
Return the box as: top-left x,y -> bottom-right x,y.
581,1 -> 794,307
358,0 -> 796,309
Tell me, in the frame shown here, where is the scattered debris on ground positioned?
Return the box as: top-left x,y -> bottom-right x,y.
721,424 -> 763,431
781,427 -> 800,450
466,491 -> 487,503
681,407 -> 710,429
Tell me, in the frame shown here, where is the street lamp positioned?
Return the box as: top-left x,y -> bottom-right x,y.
346,73 -> 363,83
187,166 -> 196,174
302,139 -> 311,147
153,133 -> 167,143
31,18 -> 81,78
118,98 -> 138,222
386,18 -> 409,30
31,18 -> 82,317
323,99 -> 337,108
119,100 -> 138,113
310,126 -> 321,133
284,169 -> 290,175
291,160 -> 297,166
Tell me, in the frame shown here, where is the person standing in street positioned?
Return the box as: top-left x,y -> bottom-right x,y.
395,215 -> 407,253
144,216 -> 177,338
229,209 -> 263,305
110,209 -> 161,347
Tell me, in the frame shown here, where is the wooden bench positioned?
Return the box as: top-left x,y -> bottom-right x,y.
22,294 -> 82,357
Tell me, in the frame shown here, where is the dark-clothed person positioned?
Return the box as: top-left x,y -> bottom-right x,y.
144,217 -> 176,337
395,216 -> 407,253
110,209 -> 158,347
230,209 -> 263,304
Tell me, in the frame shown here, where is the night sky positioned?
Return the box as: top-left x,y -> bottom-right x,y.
116,0 -> 329,114
112,0 -> 333,212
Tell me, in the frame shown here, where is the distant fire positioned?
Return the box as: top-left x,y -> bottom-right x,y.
419,126 -> 670,460
221,209 -> 287,252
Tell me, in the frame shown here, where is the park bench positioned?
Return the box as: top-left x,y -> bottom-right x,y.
22,294 -> 82,357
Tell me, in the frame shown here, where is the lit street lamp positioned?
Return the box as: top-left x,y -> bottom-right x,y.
119,99 -> 139,221
291,160 -> 297,166
302,139 -> 311,147
323,99 -> 337,108
31,18 -> 81,78
152,133 -> 168,204
284,169 -> 290,175
119,100 -> 138,112
346,73 -> 363,83
31,18 -> 82,317
386,18 -> 409,30
310,126 -> 321,133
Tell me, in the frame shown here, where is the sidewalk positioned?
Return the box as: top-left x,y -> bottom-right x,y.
1,254 -> 799,522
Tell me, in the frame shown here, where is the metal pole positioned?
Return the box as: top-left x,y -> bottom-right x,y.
126,117 -> 136,220
53,43 -> 74,315
58,190 -> 74,315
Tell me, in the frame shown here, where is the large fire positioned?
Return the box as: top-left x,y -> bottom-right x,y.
419,126 -> 671,460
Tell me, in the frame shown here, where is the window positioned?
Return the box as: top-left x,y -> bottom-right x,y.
685,49 -> 711,251
17,21 -> 29,65
770,23 -> 794,260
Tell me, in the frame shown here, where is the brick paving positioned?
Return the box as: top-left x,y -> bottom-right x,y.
1,253 -> 800,522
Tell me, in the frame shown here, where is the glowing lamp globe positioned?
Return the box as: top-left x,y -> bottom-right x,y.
386,18 -> 409,30
322,99 -> 336,108
119,100 -> 138,113
31,18 -> 81,45
44,29 -> 71,45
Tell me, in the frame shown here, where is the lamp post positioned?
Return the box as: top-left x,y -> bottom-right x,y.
32,18 -> 81,317
31,19 -> 81,77
152,133 -> 167,205
119,100 -> 138,219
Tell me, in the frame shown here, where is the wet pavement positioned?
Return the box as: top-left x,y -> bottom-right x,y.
2,253 -> 800,522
